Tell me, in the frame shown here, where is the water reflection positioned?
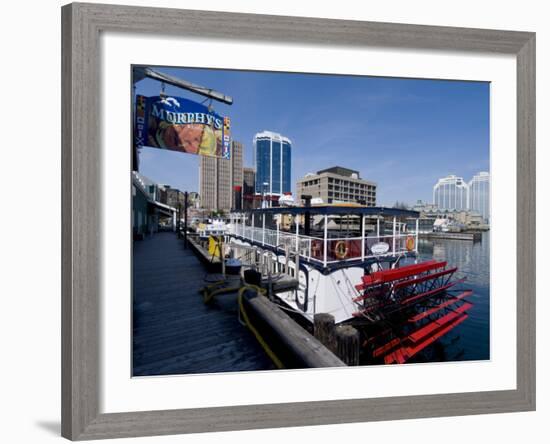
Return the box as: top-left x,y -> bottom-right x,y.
413,231 -> 490,362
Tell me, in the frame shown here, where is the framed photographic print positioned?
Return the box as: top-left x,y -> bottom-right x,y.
61,2 -> 535,440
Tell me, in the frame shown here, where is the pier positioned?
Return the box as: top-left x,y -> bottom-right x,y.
133,231 -> 345,375
421,231 -> 482,242
132,232 -> 274,375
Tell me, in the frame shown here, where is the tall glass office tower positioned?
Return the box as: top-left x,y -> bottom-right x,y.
468,171 -> 490,223
254,131 -> 292,198
433,175 -> 469,211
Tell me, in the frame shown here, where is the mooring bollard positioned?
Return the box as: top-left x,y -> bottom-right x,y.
335,325 -> 360,366
314,313 -> 336,354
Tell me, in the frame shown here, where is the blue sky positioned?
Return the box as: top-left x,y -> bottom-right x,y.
134,66 -> 489,207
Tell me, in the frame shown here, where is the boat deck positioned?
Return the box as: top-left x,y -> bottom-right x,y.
132,231 -> 274,376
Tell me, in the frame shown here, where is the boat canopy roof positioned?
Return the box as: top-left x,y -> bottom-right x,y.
243,206 -> 419,218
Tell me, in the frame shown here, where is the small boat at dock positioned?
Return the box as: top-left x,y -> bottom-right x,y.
196,219 -> 229,239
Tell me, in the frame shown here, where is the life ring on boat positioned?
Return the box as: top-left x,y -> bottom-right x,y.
406,235 -> 415,252
334,240 -> 348,259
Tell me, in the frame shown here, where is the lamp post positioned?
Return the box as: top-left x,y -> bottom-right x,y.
183,191 -> 188,248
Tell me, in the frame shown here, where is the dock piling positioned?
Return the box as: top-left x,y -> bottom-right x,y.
314,313 -> 336,354
335,325 -> 360,366
243,292 -> 346,368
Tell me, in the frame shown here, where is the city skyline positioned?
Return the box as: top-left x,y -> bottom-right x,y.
134,67 -> 489,206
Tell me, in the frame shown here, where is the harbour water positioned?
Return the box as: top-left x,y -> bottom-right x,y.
410,231 -> 491,363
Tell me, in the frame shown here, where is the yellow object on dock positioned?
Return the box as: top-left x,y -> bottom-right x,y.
208,236 -> 223,258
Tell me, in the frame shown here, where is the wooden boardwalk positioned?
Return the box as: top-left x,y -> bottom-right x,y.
132,232 -> 274,376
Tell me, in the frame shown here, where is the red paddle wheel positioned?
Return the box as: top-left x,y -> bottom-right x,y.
353,260 -> 473,364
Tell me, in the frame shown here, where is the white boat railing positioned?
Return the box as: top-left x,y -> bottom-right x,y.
229,217 -> 418,267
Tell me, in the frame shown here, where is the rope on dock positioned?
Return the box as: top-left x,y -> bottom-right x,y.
237,286 -> 284,369
200,280 -> 284,369
201,279 -> 240,304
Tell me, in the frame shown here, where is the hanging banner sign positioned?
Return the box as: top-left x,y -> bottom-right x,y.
134,95 -> 231,159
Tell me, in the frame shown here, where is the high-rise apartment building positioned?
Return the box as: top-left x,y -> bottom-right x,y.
199,141 -> 243,212
254,131 -> 291,198
242,167 -> 256,210
199,155 -> 217,210
230,141 -> 243,209
296,166 -> 376,206
433,175 -> 469,211
468,171 -> 490,223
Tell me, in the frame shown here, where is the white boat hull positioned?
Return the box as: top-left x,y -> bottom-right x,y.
230,238 -> 361,323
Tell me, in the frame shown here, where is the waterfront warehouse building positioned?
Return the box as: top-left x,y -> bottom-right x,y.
254,131 -> 292,198
296,166 -> 377,206
199,141 -> 243,212
468,171 -> 490,223
433,174 -> 469,211
132,171 -> 178,238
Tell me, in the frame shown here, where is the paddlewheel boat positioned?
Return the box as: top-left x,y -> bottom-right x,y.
227,205 -> 473,364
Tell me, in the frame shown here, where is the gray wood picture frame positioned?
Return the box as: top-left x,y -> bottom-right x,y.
61,2 -> 536,440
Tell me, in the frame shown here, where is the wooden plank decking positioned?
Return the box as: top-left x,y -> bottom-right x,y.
132,232 -> 274,376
